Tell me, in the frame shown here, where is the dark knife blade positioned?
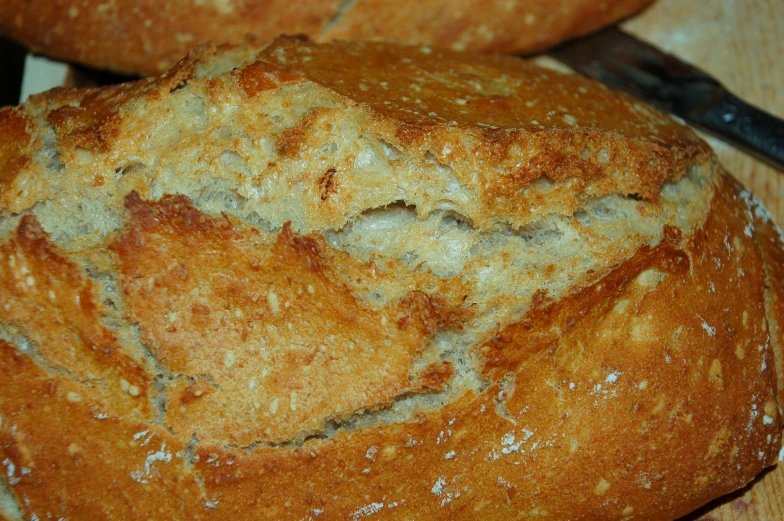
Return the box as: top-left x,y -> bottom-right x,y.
547,27 -> 784,171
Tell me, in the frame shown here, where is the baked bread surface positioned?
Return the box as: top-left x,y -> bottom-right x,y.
0,0 -> 653,75
0,37 -> 782,521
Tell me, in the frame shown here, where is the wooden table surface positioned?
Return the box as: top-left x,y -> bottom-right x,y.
623,1 -> 784,519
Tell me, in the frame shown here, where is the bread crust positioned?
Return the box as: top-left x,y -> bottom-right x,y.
0,0 -> 653,75
0,38 -> 711,223
0,38 -> 781,521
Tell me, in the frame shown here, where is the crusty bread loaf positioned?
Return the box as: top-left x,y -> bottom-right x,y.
0,36 -> 782,521
0,0 -> 653,75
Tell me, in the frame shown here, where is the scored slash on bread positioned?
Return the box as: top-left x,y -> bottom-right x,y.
0,36 -> 782,520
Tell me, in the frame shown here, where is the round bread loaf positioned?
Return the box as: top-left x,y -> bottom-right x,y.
0,0 -> 653,75
0,37 -> 782,521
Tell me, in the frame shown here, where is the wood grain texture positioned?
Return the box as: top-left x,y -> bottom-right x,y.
624,1 -> 784,520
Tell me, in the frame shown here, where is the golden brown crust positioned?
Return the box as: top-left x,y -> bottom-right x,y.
0,109 -> 30,189
109,192 -> 466,446
0,0 -> 338,75
327,0 -> 654,54
0,38 -> 781,521
0,216 -> 152,418
0,177 -> 778,520
0,38 -> 711,231
0,108 -> 35,212
165,177 -> 779,519
0,0 -> 653,76
0,339 -> 203,521
742,181 -> 784,415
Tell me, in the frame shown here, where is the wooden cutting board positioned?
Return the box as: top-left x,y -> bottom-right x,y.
623,1 -> 784,519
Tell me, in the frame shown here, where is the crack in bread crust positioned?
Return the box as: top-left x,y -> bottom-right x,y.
110,192 -> 469,446
178,176 -> 783,521
0,169 -> 780,521
0,216 -> 153,418
2,37 -> 710,242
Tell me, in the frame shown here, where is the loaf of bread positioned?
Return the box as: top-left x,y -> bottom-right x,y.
0,36 -> 782,521
0,0 -> 654,75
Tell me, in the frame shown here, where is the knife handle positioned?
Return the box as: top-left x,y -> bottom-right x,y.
690,92 -> 784,171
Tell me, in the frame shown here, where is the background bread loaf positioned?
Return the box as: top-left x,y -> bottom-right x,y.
0,37 -> 782,520
0,0 -> 653,75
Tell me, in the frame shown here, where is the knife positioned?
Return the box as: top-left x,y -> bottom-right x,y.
546,27 -> 784,171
